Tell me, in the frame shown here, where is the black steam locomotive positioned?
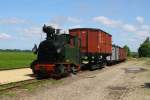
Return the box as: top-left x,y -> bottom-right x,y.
31,25 -> 80,78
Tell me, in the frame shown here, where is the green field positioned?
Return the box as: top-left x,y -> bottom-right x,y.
0,51 -> 36,70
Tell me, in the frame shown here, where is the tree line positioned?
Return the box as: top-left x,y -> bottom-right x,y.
0,49 -> 32,52
123,37 -> 150,57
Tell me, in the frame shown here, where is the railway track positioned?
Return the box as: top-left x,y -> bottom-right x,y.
0,70 -> 99,92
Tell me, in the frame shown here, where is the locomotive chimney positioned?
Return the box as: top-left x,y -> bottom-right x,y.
43,24 -> 55,40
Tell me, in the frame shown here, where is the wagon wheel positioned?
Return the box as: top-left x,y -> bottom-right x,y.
89,66 -> 95,71
102,61 -> 107,68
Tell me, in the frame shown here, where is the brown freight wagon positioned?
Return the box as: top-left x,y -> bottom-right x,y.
119,47 -> 127,61
69,28 -> 112,70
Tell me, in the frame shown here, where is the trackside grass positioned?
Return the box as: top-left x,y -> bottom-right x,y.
0,51 -> 36,70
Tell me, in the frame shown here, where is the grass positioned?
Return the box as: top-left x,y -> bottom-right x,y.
0,51 -> 36,70
0,91 -> 17,97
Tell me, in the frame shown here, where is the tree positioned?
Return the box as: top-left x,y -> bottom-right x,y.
131,52 -> 138,58
138,37 -> 150,57
123,45 -> 131,56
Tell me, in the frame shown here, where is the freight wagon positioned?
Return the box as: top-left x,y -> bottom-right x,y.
107,45 -> 127,65
69,28 -> 112,70
119,47 -> 127,61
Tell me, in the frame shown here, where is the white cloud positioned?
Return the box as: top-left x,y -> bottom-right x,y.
136,16 -> 144,24
128,38 -> 138,42
93,16 -> 122,28
48,16 -> 81,28
21,27 -> 42,34
68,17 -> 81,23
136,31 -> 150,37
18,26 -> 44,39
93,16 -> 150,37
0,33 -> 12,40
93,16 -> 137,33
69,25 -> 82,29
0,18 -> 27,24
47,23 -> 60,29
122,24 -> 137,32
141,25 -> 150,30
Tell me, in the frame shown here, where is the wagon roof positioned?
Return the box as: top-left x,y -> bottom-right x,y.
69,28 -> 112,36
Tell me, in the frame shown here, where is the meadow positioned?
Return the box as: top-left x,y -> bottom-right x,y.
0,51 -> 36,70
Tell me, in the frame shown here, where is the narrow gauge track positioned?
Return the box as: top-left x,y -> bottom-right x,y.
0,73 -> 78,92
0,79 -> 39,92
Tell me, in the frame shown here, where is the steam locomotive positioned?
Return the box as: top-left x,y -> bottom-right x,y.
30,25 -> 126,78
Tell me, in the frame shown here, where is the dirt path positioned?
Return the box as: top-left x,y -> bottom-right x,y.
2,60 -> 150,100
0,68 -> 34,84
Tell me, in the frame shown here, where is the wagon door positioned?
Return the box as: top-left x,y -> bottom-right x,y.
80,31 -> 88,53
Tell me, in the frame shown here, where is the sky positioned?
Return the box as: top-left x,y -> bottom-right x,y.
0,0 -> 150,51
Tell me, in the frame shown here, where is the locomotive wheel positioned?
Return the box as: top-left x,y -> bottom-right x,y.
54,64 -> 69,78
71,65 -> 77,74
102,62 -> 106,68
30,60 -> 37,74
36,70 -> 48,79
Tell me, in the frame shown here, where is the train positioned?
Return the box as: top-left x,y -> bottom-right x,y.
30,25 -> 127,78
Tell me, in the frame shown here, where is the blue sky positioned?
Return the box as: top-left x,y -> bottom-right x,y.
0,0 -> 150,51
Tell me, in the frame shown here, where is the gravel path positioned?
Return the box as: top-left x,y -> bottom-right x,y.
0,68 -> 34,84
21,61 -> 138,100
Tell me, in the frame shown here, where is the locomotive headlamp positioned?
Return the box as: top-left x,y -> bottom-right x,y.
57,48 -> 61,53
